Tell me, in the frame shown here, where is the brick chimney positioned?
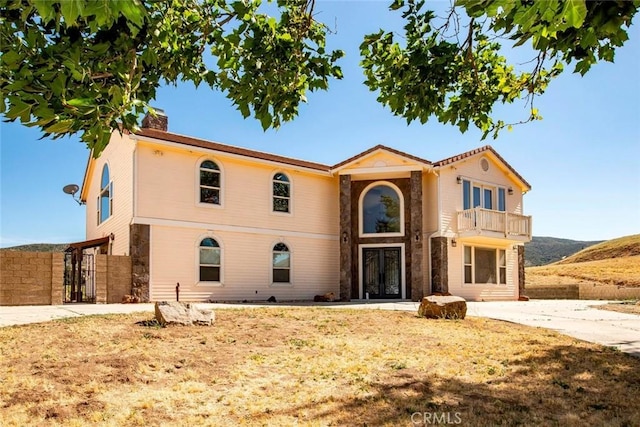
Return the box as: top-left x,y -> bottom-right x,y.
141,108 -> 168,131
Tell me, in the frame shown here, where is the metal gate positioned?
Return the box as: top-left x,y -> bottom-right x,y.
63,252 -> 96,303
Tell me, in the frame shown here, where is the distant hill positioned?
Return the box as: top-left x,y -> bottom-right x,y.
524,236 -> 603,266
0,243 -> 68,252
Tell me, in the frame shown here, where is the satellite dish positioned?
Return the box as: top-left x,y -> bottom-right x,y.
63,184 -> 80,195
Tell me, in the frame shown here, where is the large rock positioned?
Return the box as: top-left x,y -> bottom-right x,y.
418,295 -> 467,319
154,301 -> 214,326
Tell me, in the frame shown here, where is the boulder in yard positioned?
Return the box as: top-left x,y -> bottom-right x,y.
154,301 -> 214,326
418,295 -> 467,319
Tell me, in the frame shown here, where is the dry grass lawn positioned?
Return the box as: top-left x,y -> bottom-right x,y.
1,308 -> 639,426
526,255 -> 640,288
597,301 -> 640,316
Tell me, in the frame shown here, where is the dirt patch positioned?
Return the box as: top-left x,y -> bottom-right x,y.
1,308 -> 639,426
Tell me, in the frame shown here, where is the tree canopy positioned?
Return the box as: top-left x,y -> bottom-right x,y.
1,0 -> 638,155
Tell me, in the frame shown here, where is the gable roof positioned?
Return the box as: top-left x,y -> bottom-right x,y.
330,144 -> 432,171
434,145 -> 531,190
135,128 -> 331,172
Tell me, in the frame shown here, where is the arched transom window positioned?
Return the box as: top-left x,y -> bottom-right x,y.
361,184 -> 402,234
272,172 -> 290,213
199,160 -> 220,205
272,243 -> 290,283
199,238 -> 221,282
97,164 -> 112,224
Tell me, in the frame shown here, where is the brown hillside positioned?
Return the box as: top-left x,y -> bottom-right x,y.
556,234 -> 640,264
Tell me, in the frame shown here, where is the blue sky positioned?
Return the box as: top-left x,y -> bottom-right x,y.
1,2 -> 639,247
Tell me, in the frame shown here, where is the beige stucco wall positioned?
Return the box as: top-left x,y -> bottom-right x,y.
84,132 -> 135,255
134,141 -> 339,236
148,225 -> 339,302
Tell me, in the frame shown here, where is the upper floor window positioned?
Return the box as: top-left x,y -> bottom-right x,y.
272,243 -> 290,283
361,183 -> 403,235
463,179 -> 506,212
97,164 -> 112,224
199,160 -> 220,205
273,172 -> 290,213
199,237 -> 221,282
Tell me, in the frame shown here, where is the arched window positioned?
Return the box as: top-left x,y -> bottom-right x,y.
199,238 -> 221,282
361,184 -> 402,235
272,172 -> 290,213
199,160 -> 220,205
97,164 -> 112,224
272,243 -> 290,283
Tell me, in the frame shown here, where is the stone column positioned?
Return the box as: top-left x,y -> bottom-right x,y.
518,245 -> 526,298
430,237 -> 448,294
339,175 -> 352,301
410,171 -> 423,301
130,224 -> 150,302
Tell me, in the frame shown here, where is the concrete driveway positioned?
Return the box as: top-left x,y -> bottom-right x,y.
1,299 -> 638,358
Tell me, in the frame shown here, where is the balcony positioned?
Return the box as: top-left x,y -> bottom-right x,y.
457,208 -> 532,242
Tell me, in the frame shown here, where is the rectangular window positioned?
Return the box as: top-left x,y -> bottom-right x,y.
483,188 -> 493,210
462,180 -> 502,211
473,186 -> 481,208
463,180 -> 471,210
463,246 -> 507,285
498,188 -> 506,212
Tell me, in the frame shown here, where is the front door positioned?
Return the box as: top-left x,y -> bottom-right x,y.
363,247 -> 401,299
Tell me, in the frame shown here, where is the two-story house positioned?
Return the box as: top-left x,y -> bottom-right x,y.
79,111 -> 532,302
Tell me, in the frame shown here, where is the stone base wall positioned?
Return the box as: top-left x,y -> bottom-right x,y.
130,224 -> 150,302
0,252 -> 63,306
525,284 -> 640,300
430,237 -> 448,294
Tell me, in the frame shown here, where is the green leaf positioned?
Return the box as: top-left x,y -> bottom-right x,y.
66,98 -> 95,107
60,0 -> 85,25
561,0 -> 587,29
5,99 -> 32,122
45,119 -> 75,134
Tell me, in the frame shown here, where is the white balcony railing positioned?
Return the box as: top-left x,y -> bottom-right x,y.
457,208 -> 532,240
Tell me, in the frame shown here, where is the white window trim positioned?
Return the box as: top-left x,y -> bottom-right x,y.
358,181 -> 405,238
97,162 -> 113,226
462,245 -> 508,286
195,233 -> 224,286
195,156 -> 224,209
270,171 -> 293,216
358,243 -> 406,299
461,177 -> 507,212
270,239 -> 293,287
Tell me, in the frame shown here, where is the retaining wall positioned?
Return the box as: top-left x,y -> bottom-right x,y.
525,284 -> 640,300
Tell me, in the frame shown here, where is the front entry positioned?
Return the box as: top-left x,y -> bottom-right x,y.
362,247 -> 402,299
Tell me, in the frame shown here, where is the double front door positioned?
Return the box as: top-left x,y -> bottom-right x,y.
363,247 -> 401,299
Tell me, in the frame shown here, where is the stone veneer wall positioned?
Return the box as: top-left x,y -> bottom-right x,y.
339,175 -> 352,301
0,251 -> 63,306
518,245 -> 526,298
349,178 -> 414,300
409,171 -> 424,301
130,224 -> 151,302
430,237 -> 448,293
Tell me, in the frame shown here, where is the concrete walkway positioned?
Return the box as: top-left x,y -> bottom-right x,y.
1,300 -> 638,358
